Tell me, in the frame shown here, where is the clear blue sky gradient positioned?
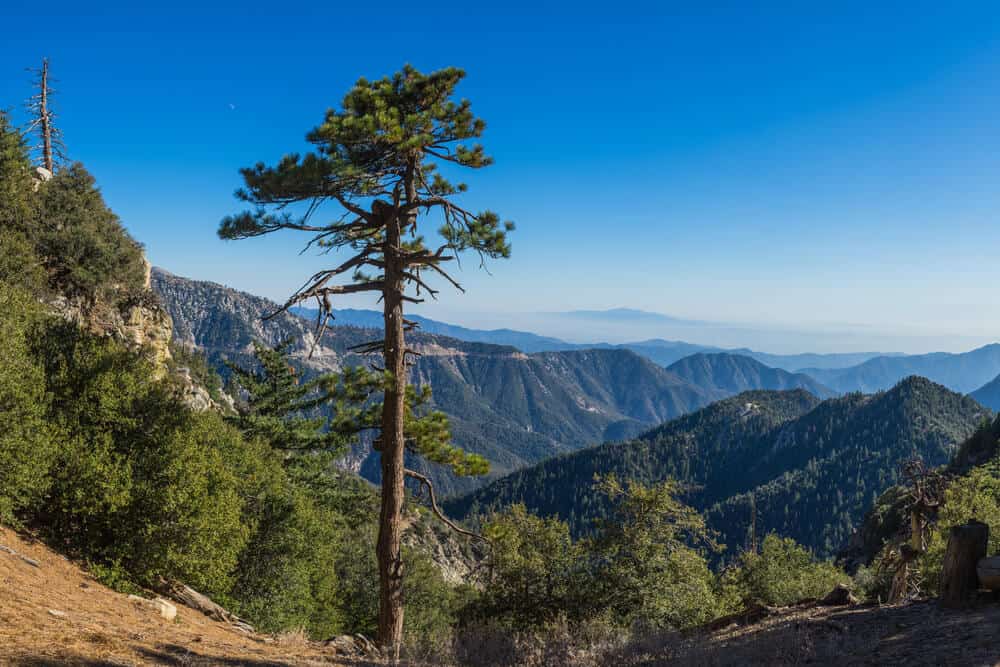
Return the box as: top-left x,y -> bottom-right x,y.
3,1 -> 1000,352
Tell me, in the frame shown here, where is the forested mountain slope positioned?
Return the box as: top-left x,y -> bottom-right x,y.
445,377 -> 989,556
153,270 -> 722,495
443,390 -> 823,531
803,344 -> 1000,394
666,353 -> 835,398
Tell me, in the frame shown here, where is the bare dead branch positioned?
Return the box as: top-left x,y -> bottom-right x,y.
404,469 -> 491,547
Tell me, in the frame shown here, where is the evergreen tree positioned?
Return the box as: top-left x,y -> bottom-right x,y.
225,340 -> 365,456
0,112 -> 33,229
219,65 -> 511,653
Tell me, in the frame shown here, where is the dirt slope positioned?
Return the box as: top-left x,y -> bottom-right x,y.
0,526 -> 358,666
631,598 -> 1000,666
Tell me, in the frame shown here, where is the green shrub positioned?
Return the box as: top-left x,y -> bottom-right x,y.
0,229 -> 48,296
0,284 -> 55,523
32,163 -> 146,304
474,504 -> 584,630
0,112 -> 33,229
28,323 -> 248,592
227,458 -> 344,638
726,534 -> 849,606
918,461 -> 1000,595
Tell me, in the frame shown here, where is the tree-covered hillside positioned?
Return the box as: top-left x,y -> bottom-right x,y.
443,390 -> 822,532
707,377 -> 990,556
446,378 -> 989,557
667,353 -> 835,399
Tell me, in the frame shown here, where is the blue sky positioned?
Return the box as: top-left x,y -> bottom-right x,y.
3,1 -> 1000,352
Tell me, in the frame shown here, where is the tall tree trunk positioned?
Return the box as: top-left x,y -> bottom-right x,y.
377,208 -> 407,659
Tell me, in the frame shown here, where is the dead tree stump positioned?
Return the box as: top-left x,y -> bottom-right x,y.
940,520 -> 988,607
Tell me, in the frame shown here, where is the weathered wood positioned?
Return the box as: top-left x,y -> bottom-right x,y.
940,520 -> 988,607
160,580 -> 254,633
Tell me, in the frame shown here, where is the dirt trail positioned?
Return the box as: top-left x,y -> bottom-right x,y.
0,526 -> 361,666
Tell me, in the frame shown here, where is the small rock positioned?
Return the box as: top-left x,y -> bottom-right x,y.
128,594 -> 177,621
48,609 -> 67,618
154,598 -> 178,621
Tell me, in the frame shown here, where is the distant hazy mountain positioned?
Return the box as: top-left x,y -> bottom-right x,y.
972,374 -> 1000,411
292,306 -> 574,353
557,308 -> 700,324
803,344 -> 1000,394
445,377 -> 987,556
737,350 -> 903,372
293,306 -> 891,372
666,353 -> 836,399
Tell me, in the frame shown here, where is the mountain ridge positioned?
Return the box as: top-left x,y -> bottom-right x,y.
444,377 -> 989,556
803,344 -> 1000,394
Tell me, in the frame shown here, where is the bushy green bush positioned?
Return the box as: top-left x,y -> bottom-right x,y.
918,460 -> 1000,595
227,457 -> 344,638
0,284 -> 55,524
29,323 -> 249,592
0,112 -> 33,229
0,229 -> 48,295
472,478 -> 723,634
723,533 -> 849,606
588,477 -> 720,630
31,163 -> 147,304
474,504 -> 585,630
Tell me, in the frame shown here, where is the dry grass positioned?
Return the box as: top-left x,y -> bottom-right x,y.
0,525 -> 357,666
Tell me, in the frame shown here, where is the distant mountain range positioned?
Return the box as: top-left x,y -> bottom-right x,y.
292,305 -> 894,372
295,305 -> 1000,397
972,374 -> 1000,411
444,377 -> 989,557
291,306 -> 571,353
156,269 -> 848,496
803,345 -> 1000,395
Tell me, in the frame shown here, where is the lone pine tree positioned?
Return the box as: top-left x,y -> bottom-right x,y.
219,65 -> 512,655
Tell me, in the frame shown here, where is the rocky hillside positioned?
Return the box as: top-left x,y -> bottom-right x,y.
446,377 -> 989,556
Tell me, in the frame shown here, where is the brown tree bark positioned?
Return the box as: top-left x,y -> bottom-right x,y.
940,520 -> 988,608
376,206 -> 406,659
376,160 -> 420,659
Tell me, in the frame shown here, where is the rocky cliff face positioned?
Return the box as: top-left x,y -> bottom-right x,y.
151,268 -> 344,371
49,258 -> 174,377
